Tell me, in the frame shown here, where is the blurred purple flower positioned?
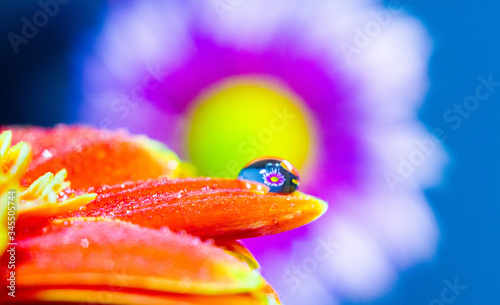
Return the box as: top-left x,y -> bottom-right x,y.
79,0 -> 447,303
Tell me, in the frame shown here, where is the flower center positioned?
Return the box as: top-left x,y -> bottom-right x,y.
186,76 -> 315,178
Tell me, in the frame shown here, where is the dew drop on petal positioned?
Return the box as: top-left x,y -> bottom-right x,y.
80,238 -> 89,248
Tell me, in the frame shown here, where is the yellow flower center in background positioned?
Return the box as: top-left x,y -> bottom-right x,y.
187,77 -> 316,178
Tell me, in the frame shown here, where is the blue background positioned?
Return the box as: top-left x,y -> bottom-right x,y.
1,1 -> 498,304
372,1 -> 499,305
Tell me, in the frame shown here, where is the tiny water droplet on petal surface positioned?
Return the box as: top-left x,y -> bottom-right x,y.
80,238 -> 89,248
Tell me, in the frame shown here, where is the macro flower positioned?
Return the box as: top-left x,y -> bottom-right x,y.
0,126 -> 327,304
78,0 -> 447,303
262,169 -> 286,188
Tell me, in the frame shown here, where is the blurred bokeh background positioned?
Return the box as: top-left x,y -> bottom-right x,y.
1,1 -> 499,304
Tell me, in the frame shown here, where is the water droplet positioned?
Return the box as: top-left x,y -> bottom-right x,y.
80,238 -> 89,248
41,149 -> 53,159
177,190 -> 186,198
238,157 -> 299,194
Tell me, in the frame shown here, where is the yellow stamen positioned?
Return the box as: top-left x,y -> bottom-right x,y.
18,169 -> 96,222
0,130 -> 33,254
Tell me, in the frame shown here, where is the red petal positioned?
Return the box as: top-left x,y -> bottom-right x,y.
3,125 -> 181,189
10,288 -> 272,305
3,220 -> 262,296
59,178 -> 327,240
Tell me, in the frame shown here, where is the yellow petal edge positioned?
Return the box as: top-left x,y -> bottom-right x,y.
134,135 -> 197,178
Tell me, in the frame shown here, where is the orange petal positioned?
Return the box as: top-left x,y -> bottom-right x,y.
9,288 -> 274,305
5,220 -> 262,296
3,125 -> 184,189
59,178 -> 327,240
